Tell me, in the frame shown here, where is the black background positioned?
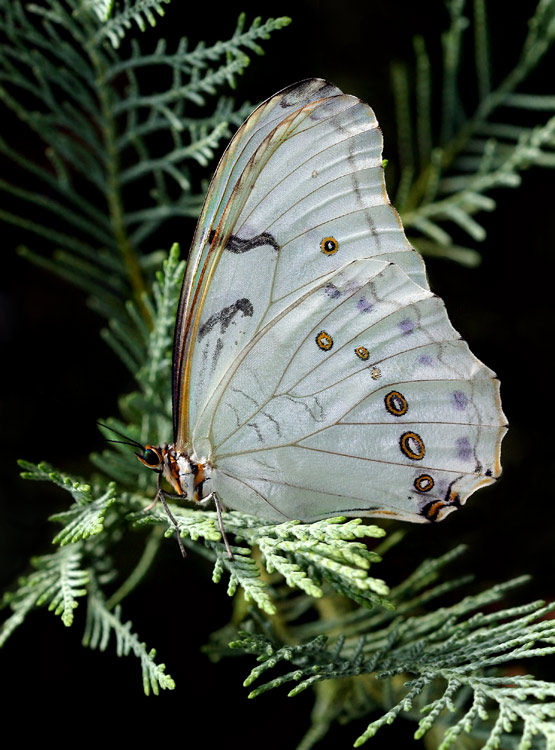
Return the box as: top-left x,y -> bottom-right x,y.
1,1 -> 553,746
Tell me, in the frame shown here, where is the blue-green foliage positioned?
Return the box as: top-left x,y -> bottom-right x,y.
228,548 -> 555,749
0,0 -> 290,326
394,0 -> 555,266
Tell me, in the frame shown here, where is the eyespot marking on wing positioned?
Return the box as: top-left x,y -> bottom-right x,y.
385,391 -> 408,417
354,346 -> 369,360
400,431 -> 425,460
316,331 -> 334,351
414,474 -> 434,493
421,501 -> 446,521
320,236 -> 339,255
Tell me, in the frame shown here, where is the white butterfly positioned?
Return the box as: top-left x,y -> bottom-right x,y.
137,78 -> 507,553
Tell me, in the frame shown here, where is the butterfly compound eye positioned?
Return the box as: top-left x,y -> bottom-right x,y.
139,447 -> 162,468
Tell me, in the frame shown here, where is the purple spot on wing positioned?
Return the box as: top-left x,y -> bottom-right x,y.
456,437 -> 473,461
399,318 -> 415,334
325,283 -> 341,299
357,297 -> 373,313
452,391 -> 468,410
418,354 -> 434,366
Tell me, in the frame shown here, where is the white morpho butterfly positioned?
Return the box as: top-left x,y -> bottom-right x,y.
125,78 -> 507,557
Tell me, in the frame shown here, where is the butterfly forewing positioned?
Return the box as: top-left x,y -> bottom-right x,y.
172,79 -> 343,440
175,81 -> 429,446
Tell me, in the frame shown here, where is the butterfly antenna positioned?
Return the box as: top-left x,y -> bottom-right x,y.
97,422 -> 145,450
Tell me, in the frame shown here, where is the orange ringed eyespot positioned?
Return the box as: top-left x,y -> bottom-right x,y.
385,391 -> 408,416
320,236 -> 339,255
316,331 -> 333,350
414,474 -> 434,492
400,431 -> 425,460
423,501 -> 445,521
354,346 -> 369,360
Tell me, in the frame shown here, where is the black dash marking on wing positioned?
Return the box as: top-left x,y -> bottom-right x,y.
212,338 -> 224,368
226,233 -> 280,254
285,395 -> 325,423
231,387 -> 259,409
263,411 -> 282,436
198,298 -> 254,340
247,421 -> 264,442
227,401 -> 242,428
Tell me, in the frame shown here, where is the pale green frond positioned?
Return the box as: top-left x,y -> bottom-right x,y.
396,0 -> 555,263
50,483 -> 118,545
18,459 -> 94,506
130,507 -> 391,613
233,562 -> 555,750
1,546 -> 89,636
131,506 -> 278,614
83,578 -> 175,694
211,546 -> 277,616
140,243 -> 185,391
79,0 -> 115,23
88,0 -> 172,48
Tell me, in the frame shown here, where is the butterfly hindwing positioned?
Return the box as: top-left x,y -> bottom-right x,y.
190,258 -> 504,522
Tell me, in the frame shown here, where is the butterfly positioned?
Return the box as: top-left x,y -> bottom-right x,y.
125,79 -> 507,557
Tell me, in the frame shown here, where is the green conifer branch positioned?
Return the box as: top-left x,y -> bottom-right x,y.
231,566 -> 555,749
1,546 -> 89,637
130,506 -> 390,614
83,574 -> 175,694
50,483 -> 118,545
18,459 -> 95,506
394,0 -> 555,263
0,1 -> 291,323
86,0 -> 172,48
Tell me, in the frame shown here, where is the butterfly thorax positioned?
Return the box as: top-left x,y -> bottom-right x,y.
138,444 -> 212,502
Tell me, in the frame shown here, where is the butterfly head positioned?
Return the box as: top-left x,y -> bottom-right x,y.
136,444 -> 187,497
98,422 -> 177,486
136,444 -> 192,498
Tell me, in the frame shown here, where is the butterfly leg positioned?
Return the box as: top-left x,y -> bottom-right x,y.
200,492 -> 234,561
156,472 -> 188,559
